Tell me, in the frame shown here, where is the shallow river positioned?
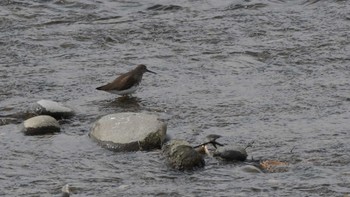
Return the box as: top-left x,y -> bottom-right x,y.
1,0 -> 349,196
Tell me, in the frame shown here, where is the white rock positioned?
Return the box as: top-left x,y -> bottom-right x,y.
37,100 -> 72,113
90,113 -> 167,151
30,100 -> 75,119
22,115 -> 60,135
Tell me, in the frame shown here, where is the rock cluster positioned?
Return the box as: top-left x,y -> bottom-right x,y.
17,100 -> 287,173
21,100 -> 74,135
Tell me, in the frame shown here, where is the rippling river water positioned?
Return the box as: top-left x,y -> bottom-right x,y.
1,0 -> 349,196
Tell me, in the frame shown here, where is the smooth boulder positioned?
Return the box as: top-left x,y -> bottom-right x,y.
30,100 -> 75,119
212,145 -> 248,162
90,113 -> 167,152
22,115 -> 60,135
162,139 -> 205,171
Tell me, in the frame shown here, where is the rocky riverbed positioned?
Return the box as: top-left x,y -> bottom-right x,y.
0,0 -> 349,196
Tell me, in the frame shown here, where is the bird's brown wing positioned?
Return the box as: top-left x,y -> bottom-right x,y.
96,74 -> 138,91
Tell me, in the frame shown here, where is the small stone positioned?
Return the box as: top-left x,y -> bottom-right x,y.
22,115 -> 60,135
30,100 -> 75,119
90,113 -> 167,152
213,145 -> 248,161
240,165 -> 263,173
61,184 -> 70,197
260,160 -> 289,173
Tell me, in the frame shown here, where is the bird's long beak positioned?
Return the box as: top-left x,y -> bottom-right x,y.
146,69 -> 157,74
192,141 -> 224,149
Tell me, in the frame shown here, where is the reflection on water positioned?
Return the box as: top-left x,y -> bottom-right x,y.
103,96 -> 142,112
0,0 -> 349,196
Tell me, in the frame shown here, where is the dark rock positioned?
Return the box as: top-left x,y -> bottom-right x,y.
163,139 -> 205,171
213,145 -> 248,162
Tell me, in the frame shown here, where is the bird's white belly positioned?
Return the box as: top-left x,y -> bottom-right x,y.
108,85 -> 138,95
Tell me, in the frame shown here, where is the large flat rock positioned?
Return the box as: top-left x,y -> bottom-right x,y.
90,113 -> 167,152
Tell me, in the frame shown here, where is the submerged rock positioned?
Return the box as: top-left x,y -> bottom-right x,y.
162,139 -> 205,171
90,113 -> 167,152
212,145 -> 248,162
259,160 -> 289,173
22,115 -> 60,135
240,165 -> 263,173
0,117 -> 19,126
61,184 -> 70,197
29,100 -> 75,119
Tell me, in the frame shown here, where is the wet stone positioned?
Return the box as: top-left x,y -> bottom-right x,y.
259,160 -> 289,173
22,115 -> 60,135
90,113 -> 167,152
162,139 -> 205,171
240,165 -> 263,173
212,145 -> 248,162
29,100 -> 75,119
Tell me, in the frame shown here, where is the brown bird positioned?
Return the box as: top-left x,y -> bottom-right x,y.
96,64 -> 156,96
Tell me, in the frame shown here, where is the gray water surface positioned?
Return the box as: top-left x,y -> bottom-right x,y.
1,0 -> 350,196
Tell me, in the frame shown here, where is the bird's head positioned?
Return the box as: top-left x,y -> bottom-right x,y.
136,64 -> 156,74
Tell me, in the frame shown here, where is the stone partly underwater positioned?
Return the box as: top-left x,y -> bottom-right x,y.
90,113 -> 167,151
